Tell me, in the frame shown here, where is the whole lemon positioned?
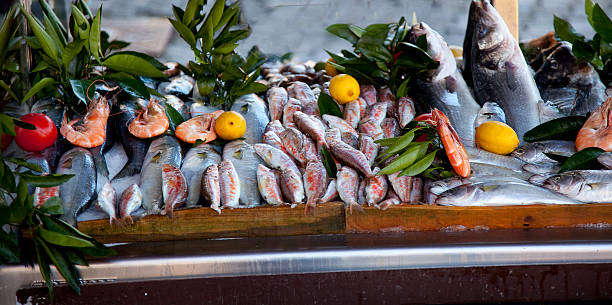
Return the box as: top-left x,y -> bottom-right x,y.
475,121 -> 519,155
214,111 -> 246,140
325,58 -> 338,76
328,74 -> 360,104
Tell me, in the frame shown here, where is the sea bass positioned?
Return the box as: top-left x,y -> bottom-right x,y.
542,170 -> 612,203
57,147 -> 96,226
223,140 -> 264,207
140,135 -> 182,215
463,0 -> 542,141
111,98 -> 150,179
181,144 -> 222,207
231,94 -> 269,144
511,140 -> 575,164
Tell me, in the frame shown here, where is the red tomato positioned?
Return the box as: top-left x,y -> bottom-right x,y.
0,134 -> 13,151
15,113 -> 57,152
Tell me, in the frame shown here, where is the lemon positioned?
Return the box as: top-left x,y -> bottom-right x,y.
214,111 -> 246,140
325,58 -> 338,76
328,74 -> 360,104
449,45 -> 463,58
475,121 -> 519,155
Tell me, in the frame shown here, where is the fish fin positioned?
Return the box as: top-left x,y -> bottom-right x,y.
505,61 -> 519,91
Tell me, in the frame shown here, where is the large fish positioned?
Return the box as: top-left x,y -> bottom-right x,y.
474,102 -> 506,128
599,152 -> 612,170
111,98 -> 150,180
409,22 -> 481,143
510,140 -> 575,164
542,170 -> 612,203
223,140 -> 264,207
466,146 -> 526,172
470,162 -> 532,180
231,94 -> 270,144
181,144 -> 221,207
140,135 -> 182,215
57,147 -> 96,226
463,0 -> 542,141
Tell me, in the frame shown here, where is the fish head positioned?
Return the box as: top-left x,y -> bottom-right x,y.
469,0 -> 514,69
436,184 -> 481,205
408,22 -> 456,81
510,143 -> 544,162
542,174 -> 584,197
534,42 -> 593,89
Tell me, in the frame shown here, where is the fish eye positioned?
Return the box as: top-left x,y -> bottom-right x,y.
516,148 -> 524,154
549,60 -> 559,70
477,24 -> 487,38
553,176 -> 560,182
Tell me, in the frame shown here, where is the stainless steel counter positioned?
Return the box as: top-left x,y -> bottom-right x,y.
3,227 -> 612,304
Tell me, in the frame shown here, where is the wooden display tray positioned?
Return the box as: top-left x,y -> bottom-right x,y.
78,202 -> 612,243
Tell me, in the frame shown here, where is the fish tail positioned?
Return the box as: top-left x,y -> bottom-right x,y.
121,215 -> 134,226
211,204 -> 222,215
304,201 -> 316,217
109,217 -> 118,227
347,202 -> 365,215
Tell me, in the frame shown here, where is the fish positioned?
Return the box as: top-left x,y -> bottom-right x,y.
160,164 -> 188,218
231,94 -> 270,144
287,81 -> 318,115
409,22 -> 481,143
257,165 -> 285,206
295,111 -> 327,148
381,118 -> 399,139
254,143 -> 301,177
543,173 -> 612,203
362,101 -> 387,126
528,174 -> 552,186
377,87 -> 397,119
327,137 -> 373,177
343,100 -> 361,129
474,102 -> 506,128
265,120 -> 285,135
522,162 -> 561,175
303,160 -> 328,213
470,162 -> 532,180
57,147 -> 96,226
339,132 -> 358,149
31,98 -> 70,170
320,179 -> 339,203
323,114 -> 358,137
223,140 -> 264,207
163,95 -> 190,120
359,85 -> 377,106
379,198 -> 401,210
437,180 -> 581,206
357,97 -> 368,118
280,169 -> 305,204
282,98 -> 302,129
111,98 -> 150,180
158,75 -> 195,98
140,135 -> 182,215
263,131 -> 286,152
358,120 -> 384,140
201,164 -> 221,213
267,87 -> 288,121
397,96 -> 416,128
511,140 -> 575,164
219,160 -> 240,209
279,128 -> 308,166
336,166 -> 361,213
181,144 -> 221,207
465,146 -> 526,172
96,182 -> 117,225
387,172 -> 412,202
190,101 -> 223,117
365,172 -> 388,206
598,152 -> 612,169
359,134 -> 379,167
357,179 -> 366,205
119,183 -> 142,225
463,0 -> 542,141
409,177 -> 423,203
303,135 -> 320,162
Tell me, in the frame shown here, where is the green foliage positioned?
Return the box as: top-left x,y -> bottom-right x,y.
559,147 -> 606,172
169,0 -> 267,110
554,1 -> 612,86
326,17 -> 439,97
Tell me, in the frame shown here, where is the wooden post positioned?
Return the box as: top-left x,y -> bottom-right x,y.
493,0 -> 519,41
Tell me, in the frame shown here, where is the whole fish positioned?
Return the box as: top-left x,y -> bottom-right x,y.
377,87 -> 397,119
463,0 -> 542,141
409,22 -> 480,143
231,94 -> 270,144
280,169 -> 305,204
96,182 -> 117,225
320,179 -> 339,203
466,146 -> 526,172
397,96 -> 416,128
181,144 -> 221,207
344,100 -> 361,129
511,140 -> 575,164
267,87 -> 288,121
265,120 -> 285,135
528,174 -> 552,186
336,166 -> 361,213
295,111 -> 327,148
474,102 -> 506,128
387,172 -> 412,202
111,98 -> 150,179
223,140 -> 264,207
327,137 -> 373,177
470,162 -> 532,180
437,181 -> 580,206
57,147 -> 96,226
119,183 -> 142,225
263,131 -> 286,152
542,170 -> 612,203
381,118 -> 399,138
287,81 -> 318,115
279,128 -> 308,166
257,165 -> 285,206
140,135 -> 182,215
365,172 -> 388,206
358,120 -> 384,140
219,160 -> 240,209
282,98 -> 302,129
303,161 -> 328,213
522,162 -> 561,175
254,143 -> 301,177
323,114 -> 358,137
161,164 -> 188,218
359,85 -> 377,106
359,134 -> 379,167
362,101 -> 387,126
598,152 -> 612,169
201,164 -> 221,213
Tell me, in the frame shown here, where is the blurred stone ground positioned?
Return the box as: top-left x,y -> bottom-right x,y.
87,0 -> 612,63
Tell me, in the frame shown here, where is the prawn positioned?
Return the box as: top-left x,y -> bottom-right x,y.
576,97 -> 612,152
128,99 -> 169,139
60,96 -> 109,148
175,110 -> 223,144
432,108 -> 470,178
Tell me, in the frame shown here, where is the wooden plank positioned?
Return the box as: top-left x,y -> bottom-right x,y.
494,0 -> 519,41
346,204 -> 612,233
78,202 -> 346,243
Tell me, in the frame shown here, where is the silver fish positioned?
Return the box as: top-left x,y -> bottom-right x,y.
223,140 -> 264,207
511,140 -> 575,163
336,166 -> 360,212
474,102 -> 506,128
470,162 -> 532,180
231,94 -> 270,144
463,0 -> 542,141
257,165 -> 285,206
201,164 -> 221,213
409,22 -> 480,143
320,179 -> 339,203
190,101 -> 223,117
522,162 -> 561,175
96,182 -> 117,225
265,120 -> 285,135
303,161 -> 328,213
158,74 -> 195,97
119,183 -> 142,225
267,87 -> 288,121
327,137 -> 373,177
181,144 -> 221,207
164,95 -> 190,120
140,135 -> 182,215
542,171 -> 612,203
466,146 -> 526,172
598,152 -> 612,169
57,147 -> 96,226
397,96 -> 416,128
219,160 -> 240,208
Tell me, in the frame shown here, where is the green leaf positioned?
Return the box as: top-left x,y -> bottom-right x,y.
102,51 -> 166,77
172,5 -> 185,23
320,146 -> 337,178
327,24 -> 360,45
182,0 -> 200,26
33,237 -> 54,301
24,36 -> 41,49
39,227 -> 94,248
554,15 -> 585,44
164,103 -> 185,131
38,237 -> 81,294
147,87 -> 165,98
317,92 -> 343,118
212,42 -> 238,54
197,76 -> 216,96
0,5 -> 17,58
43,15 -> 65,50
523,116 -> 587,142
62,40 -> 86,67
40,197 -> 64,215
395,77 -> 411,98
31,60 -> 51,73
7,157 -> 43,172
0,230 -> 19,263
585,0 -> 596,28
64,248 -> 88,266
20,173 -> 74,187
39,214 -> 93,241
399,149 -> 438,176
559,147 -> 605,173
544,153 -> 570,163
70,79 -> 96,104
169,18 -> 196,48
89,7 -> 102,61
13,118 -> 35,130
108,73 -> 151,100
213,2 -> 240,32
22,77 -> 55,103
209,0 -> 226,29
40,0 -> 68,38
1,161 -> 16,193
592,4 -> 612,43
20,6 -> 60,63
71,4 -> 90,40
379,142 -> 428,175
377,127 -> 420,160
0,80 -> 18,101
199,14 -> 215,51
0,113 -> 17,136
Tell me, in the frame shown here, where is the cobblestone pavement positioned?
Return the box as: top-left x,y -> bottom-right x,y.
89,0 -> 612,63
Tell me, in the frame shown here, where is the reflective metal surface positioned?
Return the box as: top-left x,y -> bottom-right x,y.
4,228 -> 612,304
